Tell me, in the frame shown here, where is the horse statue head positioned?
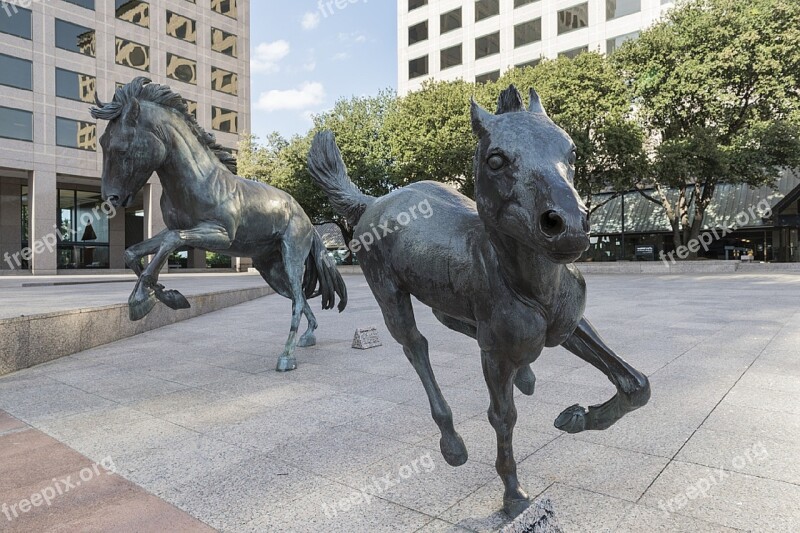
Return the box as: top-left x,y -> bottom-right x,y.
471,85 -> 590,263
90,76 -> 236,208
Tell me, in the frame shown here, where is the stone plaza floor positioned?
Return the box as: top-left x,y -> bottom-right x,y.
1,272 -> 799,532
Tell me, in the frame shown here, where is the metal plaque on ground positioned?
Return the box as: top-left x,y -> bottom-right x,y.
352,327 -> 382,349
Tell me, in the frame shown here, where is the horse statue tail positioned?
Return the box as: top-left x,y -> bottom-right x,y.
308,131 -> 374,226
303,231 -> 348,312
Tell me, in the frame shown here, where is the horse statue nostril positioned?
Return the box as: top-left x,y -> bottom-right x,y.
107,195 -> 120,207
540,210 -> 565,237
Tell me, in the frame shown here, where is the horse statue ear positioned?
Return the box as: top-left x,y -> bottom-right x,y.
124,99 -> 141,127
528,88 -> 548,116
470,98 -> 493,138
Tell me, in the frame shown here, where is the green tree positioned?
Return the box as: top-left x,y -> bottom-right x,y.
614,0 -> 800,254
496,54 -> 646,213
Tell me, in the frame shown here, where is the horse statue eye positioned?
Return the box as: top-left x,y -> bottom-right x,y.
569,150 -> 577,166
487,155 -> 506,171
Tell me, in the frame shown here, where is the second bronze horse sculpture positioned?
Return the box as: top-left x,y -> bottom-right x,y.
309,86 -> 651,516
91,77 -> 346,371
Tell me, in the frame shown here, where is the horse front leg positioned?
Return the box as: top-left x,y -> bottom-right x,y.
481,350 -> 529,517
555,317 -> 651,433
129,224 -> 232,321
122,230 -> 170,277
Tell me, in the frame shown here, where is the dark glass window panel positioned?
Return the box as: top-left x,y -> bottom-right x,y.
211,66 -> 238,95
0,107 -> 33,141
56,117 -> 97,151
514,0 -> 536,6
55,19 -> 96,56
607,31 -> 639,53
475,0 -> 499,22
167,11 -> 197,43
408,55 -> 428,79
0,54 -> 32,91
167,54 -> 197,85
440,8 -> 462,34
115,1 -> 150,28
183,99 -> 198,118
211,28 -> 237,57
515,19 -> 541,47
440,45 -> 462,70
606,0 -> 640,20
55,69 -> 96,103
211,0 -> 237,19
212,106 -> 238,133
476,70 -> 500,84
475,32 -> 500,59
408,0 -> 427,11
559,45 -> 588,58
0,5 -> 31,39
558,3 -> 588,34
409,21 -> 428,45
63,0 -> 95,9
516,58 -> 541,69
115,38 -> 150,71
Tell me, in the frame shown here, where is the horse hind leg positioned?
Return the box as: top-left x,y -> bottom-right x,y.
432,310 -> 536,396
377,288 -> 467,466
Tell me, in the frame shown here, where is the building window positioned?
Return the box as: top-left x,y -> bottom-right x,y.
55,20 -> 96,57
607,31 -> 639,54
475,32 -> 500,60
408,55 -> 428,79
514,0 -> 536,6
409,0 -> 427,11
559,45 -> 588,59
0,107 -> 33,141
184,99 -> 198,118
212,106 -> 238,133
440,8 -> 462,34
440,45 -> 462,70
57,190 -> 110,270
516,58 -> 541,69
515,19 -> 541,47
0,54 -> 32,91
475,0 -> 500,22
211,28 -> 237,57
167,54 -> 197,85
211,67 -> 238,95
558,3 -> 588,35
115,38 -> 150,71
211,0 -> 237,19
56,117 -> 96,151
409,21 -> 428,46
115,1 -> 150,28
0,5 -> 31,40
166,11 -> 196,43
476,70 -> 500,84
606,0 -> 641,20
55,69 -> 96,103
63,0 -> 95,9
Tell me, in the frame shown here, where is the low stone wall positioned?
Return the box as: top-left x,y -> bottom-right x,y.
0,285 -> 273,376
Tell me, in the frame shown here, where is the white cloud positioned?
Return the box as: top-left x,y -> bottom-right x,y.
332,52 -> 350,62
251,40 -> 290,74
301,11 -> 321,30
255,82 -> 326,113
338,31 -> 367,44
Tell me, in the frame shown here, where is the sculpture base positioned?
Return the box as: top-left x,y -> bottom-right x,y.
501,498 -> 561,533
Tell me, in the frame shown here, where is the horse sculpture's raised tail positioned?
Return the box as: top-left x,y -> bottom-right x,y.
308,131 -> 374,227
305,231 -> 348,312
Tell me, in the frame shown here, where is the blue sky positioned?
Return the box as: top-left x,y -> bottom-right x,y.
249,1 -> 397,140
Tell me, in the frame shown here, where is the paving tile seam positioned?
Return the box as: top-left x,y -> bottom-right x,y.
666,458 -> 800,489
0,426 -> 31,438
633,317 -> 790,506
628,499 -> 750,532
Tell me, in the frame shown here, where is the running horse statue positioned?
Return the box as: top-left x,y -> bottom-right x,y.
91,77 -> 346,372
308,86 -> 651,516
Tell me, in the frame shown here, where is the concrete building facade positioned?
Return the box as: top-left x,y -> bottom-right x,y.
0,0 -> 250,274
398,0 -> 672,94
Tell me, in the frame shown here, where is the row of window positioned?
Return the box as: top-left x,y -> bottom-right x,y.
0,105 -> 239,148
408,1 -> 642,47
61,0 -> 238,20
0,7 -> 238,58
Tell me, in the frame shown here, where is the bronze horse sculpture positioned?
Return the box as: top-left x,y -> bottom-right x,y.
308,86 -> 651,516
91,77 -> 346,371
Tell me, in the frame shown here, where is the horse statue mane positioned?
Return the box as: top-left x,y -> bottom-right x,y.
90,76 -> 238,174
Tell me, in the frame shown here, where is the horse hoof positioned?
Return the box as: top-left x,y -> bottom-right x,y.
503,494 -> 531,518
275,356 -> 297,372
440,433 -> 468,467
156,289 -> 191,310
128,291 -> 158,321
514,366 -> 536,396
554,404 -> 587,433
297,334 -> 317,348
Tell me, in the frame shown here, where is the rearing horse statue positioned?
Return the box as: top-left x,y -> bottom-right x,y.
91,77 -> 346,372
308,86 -> 650,516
